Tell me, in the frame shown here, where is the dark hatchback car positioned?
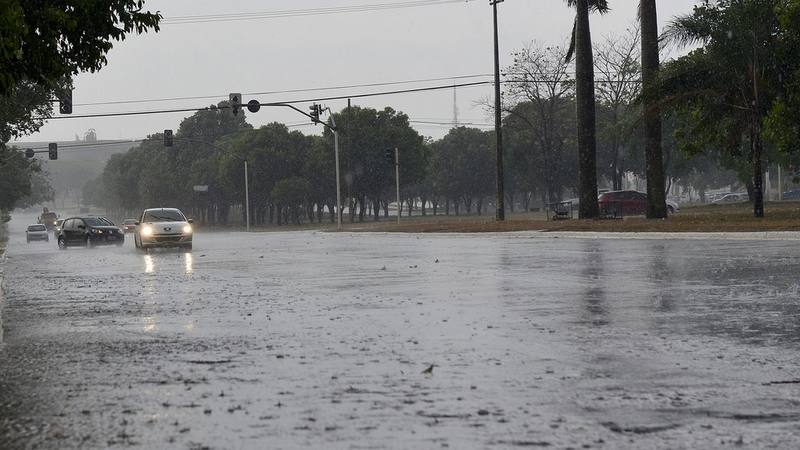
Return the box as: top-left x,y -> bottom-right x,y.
56,217 -> 125,249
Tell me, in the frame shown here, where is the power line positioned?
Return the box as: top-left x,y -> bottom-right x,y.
17,140 -> 143,151
161,0 -> 472,25
73,74 -> 494,107
42,81 -> 494,121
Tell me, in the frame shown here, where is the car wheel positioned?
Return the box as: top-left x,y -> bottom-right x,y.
58,237 -> 66,250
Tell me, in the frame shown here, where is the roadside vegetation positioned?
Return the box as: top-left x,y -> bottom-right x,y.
4,1 -> 800,232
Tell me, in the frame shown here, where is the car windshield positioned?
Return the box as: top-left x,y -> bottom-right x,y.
27,225 -> 46,231
84,217 -> 114,227
144,209 -> 185,222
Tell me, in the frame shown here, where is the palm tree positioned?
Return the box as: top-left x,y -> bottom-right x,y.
565,0 -> 608,219
639,0 -> 667,218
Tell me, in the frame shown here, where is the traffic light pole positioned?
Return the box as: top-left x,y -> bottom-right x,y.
326,111 -> 342,230
244,160 -> 250,232
395,147 -> 400,225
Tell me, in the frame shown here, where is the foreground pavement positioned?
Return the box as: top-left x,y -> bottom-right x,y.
1,214 -> 800,449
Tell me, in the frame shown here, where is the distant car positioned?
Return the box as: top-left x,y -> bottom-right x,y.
122,218 -> 138,233
712,193 -> 747,204
56,216 -> 125,249
25,224 -> 49,243
134,207 -> 193,251
597,190 -> 680,216
782,189 -> 800,200
54,219 -> 64,233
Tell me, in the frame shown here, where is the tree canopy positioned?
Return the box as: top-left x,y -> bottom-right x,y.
0,0 -> 161,94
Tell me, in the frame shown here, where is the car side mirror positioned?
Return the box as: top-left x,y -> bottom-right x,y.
188,219 -> 194,224
135,221 -> 140,226
78,225 -> 86,230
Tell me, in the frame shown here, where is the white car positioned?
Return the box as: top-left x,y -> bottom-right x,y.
25,224 -> 49,243
133,207 -> 193,251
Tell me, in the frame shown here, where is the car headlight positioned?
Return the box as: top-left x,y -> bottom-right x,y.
142,226 -> 153,236
183,225 -> 192,234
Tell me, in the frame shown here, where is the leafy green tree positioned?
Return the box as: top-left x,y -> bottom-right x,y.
593,26 -> 641,191
326,106 -> 426,221
220,123 -> 312,225
765,0 -> 800,154
565,0 -> 608,218
303,136 -> 337,222
663,0 -> 784,217
271,177 -> 312,225
0,79 -> 70,143
0,145 -> 43,212
430,127 -> 495,215
0,0 -> 160,94
15,168 -> 54,208
504,42 -> 575,207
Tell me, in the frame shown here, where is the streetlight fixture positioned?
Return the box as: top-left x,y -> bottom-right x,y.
491,0 -> 506,221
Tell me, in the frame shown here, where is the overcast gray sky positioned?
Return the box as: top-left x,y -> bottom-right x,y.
18,0 -> 699,144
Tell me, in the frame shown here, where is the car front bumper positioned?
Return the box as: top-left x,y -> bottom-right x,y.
88,233 -> 124,245
140,233 -> 192,247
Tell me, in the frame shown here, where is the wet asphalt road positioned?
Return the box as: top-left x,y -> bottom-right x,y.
2,214 -> 800,449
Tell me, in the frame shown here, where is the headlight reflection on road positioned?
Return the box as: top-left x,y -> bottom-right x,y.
143,316 -> 157,333
184,252 -> 193,274
144,254 -> 155,273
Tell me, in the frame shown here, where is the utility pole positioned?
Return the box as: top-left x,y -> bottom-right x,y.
244,160 -> 250,232
491,0 -> 506,221
395,147 -> 401,224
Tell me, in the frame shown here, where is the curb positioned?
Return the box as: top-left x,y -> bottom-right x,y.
0,226 -> 6,345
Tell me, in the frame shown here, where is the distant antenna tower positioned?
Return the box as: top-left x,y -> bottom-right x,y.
452,83 -> 459,127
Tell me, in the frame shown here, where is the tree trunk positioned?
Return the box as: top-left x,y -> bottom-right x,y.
575,0 -> 600,219
752,123 -> 765,217
641,0 -> 668,218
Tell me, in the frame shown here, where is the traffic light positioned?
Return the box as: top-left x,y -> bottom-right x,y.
309,104 -> 321,124
230,93 -> 241,116
48,143 -> 58,160
25,148 -> 35,158
385,148 -> 395,163
164,129 -> 173,147
59,89 -> 72,114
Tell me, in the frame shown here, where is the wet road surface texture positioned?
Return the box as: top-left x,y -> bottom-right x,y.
2,214 -> 800,449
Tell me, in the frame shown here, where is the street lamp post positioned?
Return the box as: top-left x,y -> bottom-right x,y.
394,147 -> 400,225
244,159 -> 250,232
491,0 -> 506,221
327,111 -> 342,230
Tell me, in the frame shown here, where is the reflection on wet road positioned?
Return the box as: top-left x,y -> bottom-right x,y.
2,215 -> 800,449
